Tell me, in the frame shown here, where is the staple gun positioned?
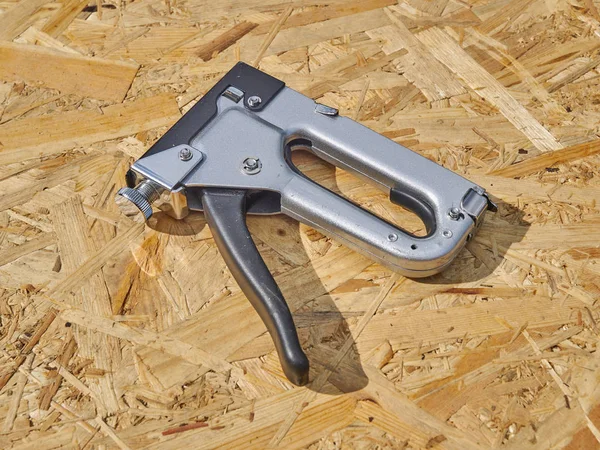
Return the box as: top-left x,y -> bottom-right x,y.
116,62 -> 496,385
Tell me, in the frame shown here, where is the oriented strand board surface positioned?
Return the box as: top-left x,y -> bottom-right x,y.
1,0 -> 600,449
0,42 -> 139,102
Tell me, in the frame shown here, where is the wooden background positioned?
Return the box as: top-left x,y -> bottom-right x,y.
1,0 -> 600,448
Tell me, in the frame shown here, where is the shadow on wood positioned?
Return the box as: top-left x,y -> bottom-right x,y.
148,208 -> 369,393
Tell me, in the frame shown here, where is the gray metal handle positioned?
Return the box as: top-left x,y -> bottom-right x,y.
264,88 -> 481,216
260,88 -> 489,276
280,173 -> 466,276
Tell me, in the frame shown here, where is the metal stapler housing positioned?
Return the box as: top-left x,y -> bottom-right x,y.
117,63 -> 496,385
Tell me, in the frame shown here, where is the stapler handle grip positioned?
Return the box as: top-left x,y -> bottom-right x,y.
199,188 -> 309,386
281,174 -> 441,275
260,88 -> 491,276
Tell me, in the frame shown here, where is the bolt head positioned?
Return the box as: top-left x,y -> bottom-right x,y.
179,147 -> 193,161
387,233 -> 398,242
244,158 -> 258,170
448,207 -> 461,220
442,229 -> 453,238
242,157 -> 262,175
247,95 -> 262,108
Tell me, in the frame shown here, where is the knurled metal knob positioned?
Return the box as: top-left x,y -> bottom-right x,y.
115,180 -> 162,223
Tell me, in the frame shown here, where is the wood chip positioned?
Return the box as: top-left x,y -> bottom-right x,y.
0,42 -> 139,102
196,21 -> 258,61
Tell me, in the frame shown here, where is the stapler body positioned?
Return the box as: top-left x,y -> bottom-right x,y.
117,62 -> 495,385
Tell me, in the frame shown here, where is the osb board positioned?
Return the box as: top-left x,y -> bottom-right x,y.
1,0 -> 600,448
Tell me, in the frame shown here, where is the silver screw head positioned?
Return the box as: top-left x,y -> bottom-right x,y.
387,233 -> 398,242
179,147 -> 193,161
247,95 -> 262,108
448,207 -> 461,220
244,158 -> 258,170
242,157 -> 262,174
442,229 -> 453,238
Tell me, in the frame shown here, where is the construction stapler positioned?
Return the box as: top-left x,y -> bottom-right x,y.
116,62 -> 496,385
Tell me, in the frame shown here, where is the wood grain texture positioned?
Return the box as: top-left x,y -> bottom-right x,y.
490,139 -> 600,177
50,196 -> 121,413
196,21 -> 258,61
415,26 -> 564,152
0,42 -> 139,101
1,0 -> 600,448
0,0 -> 50,40
0,94 -> 181,164
41,0 -> 89,38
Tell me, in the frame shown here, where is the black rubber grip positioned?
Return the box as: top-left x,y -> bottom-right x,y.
199,188 -> 309,386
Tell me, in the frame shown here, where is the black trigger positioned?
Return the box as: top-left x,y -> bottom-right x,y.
245,191 -> 282,214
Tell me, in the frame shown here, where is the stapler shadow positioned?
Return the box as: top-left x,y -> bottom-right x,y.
117,62 -> 504,388
149,210 -> 369,394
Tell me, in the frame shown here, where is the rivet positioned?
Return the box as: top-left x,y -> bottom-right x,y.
247,96 -> 262,108
448,207 -> 461,220
179,147 -> 193,161
242,157 -> 262,174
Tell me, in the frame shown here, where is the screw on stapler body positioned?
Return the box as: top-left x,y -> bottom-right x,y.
242,157 -> 262,175
247,95 -> 262,108
448,207 -> 461,220
179,147 -> 193,161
